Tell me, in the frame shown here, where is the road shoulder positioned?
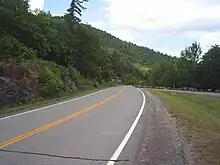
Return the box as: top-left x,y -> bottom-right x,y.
132,89 -> 187,165
150,89 -> 220,165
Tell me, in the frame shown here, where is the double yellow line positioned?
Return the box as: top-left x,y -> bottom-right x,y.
0,89 -> 123,149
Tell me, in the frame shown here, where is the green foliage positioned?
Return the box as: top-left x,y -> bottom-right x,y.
180,42 -> 202,64
148,43 -> 220,91
68,67 -> 81,82
89,25 -> 171,64
0,0 -> 173,108
198,45 -> 220,90
38,64 -> 63,97
2,0 -> 219,97
76,78 -> 94,90
0,34 -> 36,60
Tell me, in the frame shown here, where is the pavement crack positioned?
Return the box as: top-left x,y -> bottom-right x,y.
0,149 -> 129,162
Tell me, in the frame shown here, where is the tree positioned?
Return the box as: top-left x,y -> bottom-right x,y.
180,42 -> 202,64
174,58 -> 195,87
66,0 -> 89,23
199,45 -> 220,90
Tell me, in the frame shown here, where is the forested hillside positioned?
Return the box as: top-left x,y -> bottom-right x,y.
88,26 -> 170,63
0,0 -> 168,108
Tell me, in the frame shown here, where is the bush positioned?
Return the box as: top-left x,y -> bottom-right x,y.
76,78 -> 94,90
39,66 -> 63,97
68,67 -> 81,82
93,81 -> 100,88
0,34 -> 36,60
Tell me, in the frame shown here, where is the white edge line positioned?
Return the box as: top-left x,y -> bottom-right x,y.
0,88 -> 109,121
106,88 -> 146,165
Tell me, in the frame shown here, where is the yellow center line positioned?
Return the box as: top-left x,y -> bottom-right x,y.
0,89 -> 123,149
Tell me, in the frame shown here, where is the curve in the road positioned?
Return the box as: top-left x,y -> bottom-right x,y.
0,89 -> 108,121
0,88 -> 125,149
107,88 -> 146,165
0,86 -> 146,165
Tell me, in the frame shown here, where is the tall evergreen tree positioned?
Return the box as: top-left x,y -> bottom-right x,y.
66,0 -> 89,23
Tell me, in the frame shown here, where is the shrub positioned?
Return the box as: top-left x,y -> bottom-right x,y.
39,66 -> 63,97
76,78 -> 94,90
0,34 -> 36,60
93,80 -> 99,88
68,67 -> 81,82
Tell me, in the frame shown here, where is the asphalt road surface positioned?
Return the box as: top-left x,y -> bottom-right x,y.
0,86 -> 186,165
0,86 -> 147,165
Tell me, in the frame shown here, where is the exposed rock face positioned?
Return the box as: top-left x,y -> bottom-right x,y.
63,76 -> 77,93
0,62 -> 38,107
0,61 -> 78,108
0,61 -> 81,108
0,77 -> 34,106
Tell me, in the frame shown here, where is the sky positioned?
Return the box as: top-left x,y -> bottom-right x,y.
29,0 -> 220,56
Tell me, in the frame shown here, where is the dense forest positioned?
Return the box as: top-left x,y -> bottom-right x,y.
1,0 -> 219,109
0,0 -> 168,108
90,26 -> 170,64
148,42 -> 220,92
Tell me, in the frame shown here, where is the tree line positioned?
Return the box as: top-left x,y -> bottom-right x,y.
3,0 -> 217,108
0,0 -> 168,107
147,42 -> 220,91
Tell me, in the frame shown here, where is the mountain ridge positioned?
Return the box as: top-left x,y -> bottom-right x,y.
85,24 -> 171,64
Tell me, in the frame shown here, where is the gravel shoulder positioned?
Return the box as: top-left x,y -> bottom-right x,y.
132,90 -> 188,165
150,89 -> 220,165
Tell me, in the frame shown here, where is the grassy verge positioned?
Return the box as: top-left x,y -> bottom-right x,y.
0,87 -> 107,118
149,89 -> 220,165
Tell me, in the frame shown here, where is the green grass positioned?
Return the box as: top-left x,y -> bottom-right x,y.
0,87 -> 105,118
150,90 -> 220,165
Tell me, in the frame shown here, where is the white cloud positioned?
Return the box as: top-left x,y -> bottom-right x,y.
91,21 -> 107,30
104,0 -> 219,30
108,29 -> 140,43
97,0 -> 220,55
184,31 -> 220,52
200,32 -> 220,50
29,0 -> 44,10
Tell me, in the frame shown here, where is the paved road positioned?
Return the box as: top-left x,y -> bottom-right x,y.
0,86 -> 145,165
